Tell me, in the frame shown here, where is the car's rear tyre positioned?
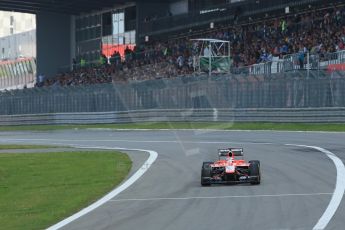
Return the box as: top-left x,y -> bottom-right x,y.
201,162 -> 213,186
249,160 -> 261,185
249,160 -> 260,167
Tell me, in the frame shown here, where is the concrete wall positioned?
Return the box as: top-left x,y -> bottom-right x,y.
136,1 -> 170,43
0,29 -> 36,59
36,12 -> 72,78
0,11 -> 36,37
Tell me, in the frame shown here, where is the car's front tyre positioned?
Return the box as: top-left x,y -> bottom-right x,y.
201,162 -> 213,186
249,160 -> 261,185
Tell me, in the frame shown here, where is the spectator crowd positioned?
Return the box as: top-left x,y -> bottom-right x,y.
37,4 -> 345,88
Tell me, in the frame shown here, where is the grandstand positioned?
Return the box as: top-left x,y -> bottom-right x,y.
0,0 -> 345,122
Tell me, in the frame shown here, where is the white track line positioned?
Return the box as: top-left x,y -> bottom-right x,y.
46,145 -> 158,230
286,144 -> 345,230
110,193 -> 332,202
85,128 -> 345,134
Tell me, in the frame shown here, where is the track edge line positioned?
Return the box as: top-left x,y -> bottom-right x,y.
285,144 -> 345,230
46,145 -> 158,230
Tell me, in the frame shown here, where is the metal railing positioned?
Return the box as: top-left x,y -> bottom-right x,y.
1,71 -> 345,116
321,51 -> 345,67
231,50 -> 345,76
1,107 -> 345,125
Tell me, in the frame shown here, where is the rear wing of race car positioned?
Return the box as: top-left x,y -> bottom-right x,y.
218,148 -> 244,156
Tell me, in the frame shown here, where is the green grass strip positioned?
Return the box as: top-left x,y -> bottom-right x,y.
0,144 -> 59,150
0,151 -> 131,230
0,122 -> 345,132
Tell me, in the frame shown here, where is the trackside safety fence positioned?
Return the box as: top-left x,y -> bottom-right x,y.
1,71 -> 345,124
0,108 -> 345,125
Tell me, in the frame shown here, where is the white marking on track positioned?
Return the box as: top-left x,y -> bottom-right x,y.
286,144 -> 345,230
46,145 -> 158,230
110,193 -> 332,202
85,128 -> 345,134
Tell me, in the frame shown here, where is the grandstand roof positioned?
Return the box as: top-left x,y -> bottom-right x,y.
0,0 -> 134,15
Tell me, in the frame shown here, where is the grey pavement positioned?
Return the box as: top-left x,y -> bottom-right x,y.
1,129 -> 345,230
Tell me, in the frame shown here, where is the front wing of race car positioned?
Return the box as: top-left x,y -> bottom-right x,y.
201,175 -> 260,185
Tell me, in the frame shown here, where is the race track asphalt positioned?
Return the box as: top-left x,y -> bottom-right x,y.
1,129 -> 345,230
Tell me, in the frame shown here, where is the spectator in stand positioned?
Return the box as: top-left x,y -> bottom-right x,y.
203,45 -> 211,57
36,74 -> 45,87
99,53 -> 107,66
176,54 -> 184,70
298,44 -> 307,69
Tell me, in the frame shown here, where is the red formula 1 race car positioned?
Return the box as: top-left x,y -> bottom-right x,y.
201,148 -> 261,186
